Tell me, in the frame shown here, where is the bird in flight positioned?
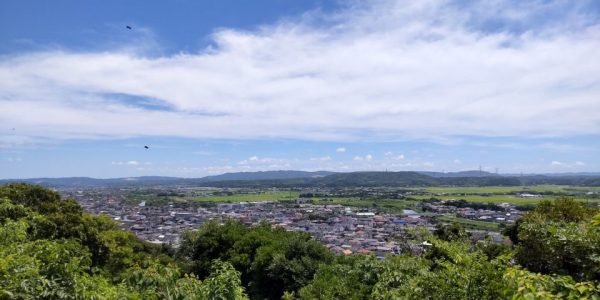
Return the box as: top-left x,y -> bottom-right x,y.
126,25 -> 132,30
144,146 -> 149,149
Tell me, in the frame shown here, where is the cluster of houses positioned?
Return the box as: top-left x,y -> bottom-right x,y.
62,187 -> 512,257
217,202 -> 432,257
421,200 -> 524,224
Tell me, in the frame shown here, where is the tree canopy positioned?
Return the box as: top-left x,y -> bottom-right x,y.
0,183 -> 248,299
1,184 -> 599,299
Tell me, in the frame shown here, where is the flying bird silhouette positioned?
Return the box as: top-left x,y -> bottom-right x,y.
144,146 -> 149,149
126,25 -> 132,30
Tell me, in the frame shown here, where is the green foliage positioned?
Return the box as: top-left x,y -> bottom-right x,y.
302,241 -> 508,300
0,184 -> 248,299
533,198 -> 596,223
197,260 -> 249,300
515,219 -> 600,281
0,219 -> 93,299
503,218 -> 523,244
0,198 -> 31,223
123,259 -> 248,300
590,213 -> 600,228
511,197 -> 600,280
250,232 -> 333,298
300,255 -> 384,300
3,183 -> 600,299
503,267 -> 600,299
419,242 -> 507,299
369,255 -> 432,299
0,183 -> 61,211
434,222 -> 469,241
179,219 -> 333,299
302,222 -> 599,300
475,236 -> 511,260
179,219 -> 248,277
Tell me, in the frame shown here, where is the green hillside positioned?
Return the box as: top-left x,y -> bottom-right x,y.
1,183 -> 599,299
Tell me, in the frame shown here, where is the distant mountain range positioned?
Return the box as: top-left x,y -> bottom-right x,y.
0,171 -> 335,188
417,170 -> 501,178
202,170 -> 335,181
1,170 -> 600,188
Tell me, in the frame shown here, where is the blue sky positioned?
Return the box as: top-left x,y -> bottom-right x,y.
1,0 -> 599,178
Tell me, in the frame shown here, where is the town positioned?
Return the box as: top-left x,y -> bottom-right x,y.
59,186 -> 525,257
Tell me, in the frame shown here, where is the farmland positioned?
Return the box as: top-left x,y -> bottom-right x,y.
434,215 -> 503,231
126,185 -> 600,211
413,185 -> 600,194
403,185 -> 600,205
185,191 -> 299,203
408,194 -> 599,205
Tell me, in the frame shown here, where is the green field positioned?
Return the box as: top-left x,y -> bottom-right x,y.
185,191 -> 299,203
415,185 -> 600,194
404,185 -> 600,205
435,215 -> 502,231
409,194 -> 600,205
164,185 -> 600,209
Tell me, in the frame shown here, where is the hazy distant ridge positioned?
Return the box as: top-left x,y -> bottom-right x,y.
2,170 -> 600,187
417,170 -> 501,178
0,171 -> 335,187
201,170 -> 335,181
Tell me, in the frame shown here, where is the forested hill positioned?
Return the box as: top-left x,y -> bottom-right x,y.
201,170 -> 335,181
418,170 -> 501,177
307,171 -> 521,187
2,171 -> 600,188
2,183 -> 600,299
0,183 -> 250,299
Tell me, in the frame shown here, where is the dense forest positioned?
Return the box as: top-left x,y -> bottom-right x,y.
1,183 -> 600,299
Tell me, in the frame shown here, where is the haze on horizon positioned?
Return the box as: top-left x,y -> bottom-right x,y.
1,0 -> 599,179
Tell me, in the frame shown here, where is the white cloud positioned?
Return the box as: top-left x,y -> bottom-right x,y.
238,156 -> 285,166
112,160 -> 140,166
423,162 -> 434,167
310,156 -> 331,161
453,159 -> 462,164
383,152 -> 404,160
354,154 -> 373,162
336,147 -> 347,153
1,0 -> 599,144
550,160 -> 586,168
